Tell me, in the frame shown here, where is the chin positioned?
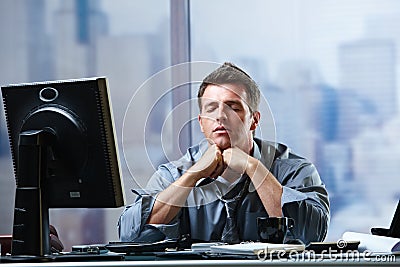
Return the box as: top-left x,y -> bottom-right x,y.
212,138 -> 231,150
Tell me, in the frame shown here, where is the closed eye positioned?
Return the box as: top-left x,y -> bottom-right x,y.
226,102 -> 244,112
204,102 -> 218,113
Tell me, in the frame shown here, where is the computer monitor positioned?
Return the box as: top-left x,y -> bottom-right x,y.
388,200 -> 400,238
371,200 -> 400,238
1,77 -> 125,257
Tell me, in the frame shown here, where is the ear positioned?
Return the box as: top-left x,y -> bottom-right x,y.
250,111 -> 260,131
198,114 -> 205,133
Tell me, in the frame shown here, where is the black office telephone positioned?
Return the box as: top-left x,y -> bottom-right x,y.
371,200 -> 400,238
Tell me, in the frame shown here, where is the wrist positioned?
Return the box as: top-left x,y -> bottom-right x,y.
246,156 -> 260,177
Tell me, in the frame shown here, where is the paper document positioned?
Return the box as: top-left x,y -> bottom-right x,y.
342,231 -> 400,253
210,242 -> 305,255
191,242 -> 225,252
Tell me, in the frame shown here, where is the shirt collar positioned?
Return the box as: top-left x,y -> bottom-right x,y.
252,139 -> 262,161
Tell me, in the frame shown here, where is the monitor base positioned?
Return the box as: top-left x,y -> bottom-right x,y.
0,252 -> 124,263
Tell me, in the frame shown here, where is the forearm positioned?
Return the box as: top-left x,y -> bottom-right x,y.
246,158 -> 283,217
283,197 -> 329,244
147,171 -> 198,224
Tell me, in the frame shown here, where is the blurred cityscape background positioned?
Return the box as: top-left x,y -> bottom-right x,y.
1,0 -> 400,251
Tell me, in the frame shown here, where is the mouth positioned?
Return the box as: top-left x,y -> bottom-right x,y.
213,125 -> 229,134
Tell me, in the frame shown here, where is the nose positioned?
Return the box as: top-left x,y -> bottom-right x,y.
216,104 -> 228,121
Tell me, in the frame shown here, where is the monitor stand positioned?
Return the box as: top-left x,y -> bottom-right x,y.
0,130 -> 53,263
11,129 -> 54,257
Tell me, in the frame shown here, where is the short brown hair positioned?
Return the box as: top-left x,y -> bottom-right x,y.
197,62 -> 260,113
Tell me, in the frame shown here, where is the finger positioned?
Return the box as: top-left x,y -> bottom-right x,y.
213,144 -> 222,158
222,149 -> 232,166
210,159 -> 226,178
50,234 -> 64,252
49,224 -> 58,237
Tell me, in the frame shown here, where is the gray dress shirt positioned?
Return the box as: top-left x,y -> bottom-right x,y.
118,138 -> 330,245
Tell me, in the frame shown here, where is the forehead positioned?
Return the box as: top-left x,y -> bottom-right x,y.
201,83 -> 248,104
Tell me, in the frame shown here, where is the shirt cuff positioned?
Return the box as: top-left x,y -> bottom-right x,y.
147,221 -> 180,239
281,186 -> 308,207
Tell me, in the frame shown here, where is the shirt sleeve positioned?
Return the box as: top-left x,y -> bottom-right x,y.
274,158 -> 330,245
117,165 -> 182,242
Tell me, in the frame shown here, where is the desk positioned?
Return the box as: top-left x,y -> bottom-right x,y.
0,255 -> 399,266
0,259 -> 399,266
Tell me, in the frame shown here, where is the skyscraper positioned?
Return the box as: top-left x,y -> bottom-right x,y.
339,39 -> 397,122
53,0 -> 108,78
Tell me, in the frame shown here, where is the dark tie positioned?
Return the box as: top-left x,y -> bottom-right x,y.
220,177 -> 250,244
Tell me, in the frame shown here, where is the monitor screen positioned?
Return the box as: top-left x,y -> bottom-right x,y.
1,77 -> 125,257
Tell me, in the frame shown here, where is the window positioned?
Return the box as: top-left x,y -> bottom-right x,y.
1,0 -> 399,250
191,0 -> 400,240
0,0 -> 170,250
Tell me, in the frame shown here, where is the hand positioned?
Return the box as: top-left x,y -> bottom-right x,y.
189,144 -> 225,179
221,147 -> 252,182
49,224 -> 64,253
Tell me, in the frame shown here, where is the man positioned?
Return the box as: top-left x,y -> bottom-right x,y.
118,62 -> 329,245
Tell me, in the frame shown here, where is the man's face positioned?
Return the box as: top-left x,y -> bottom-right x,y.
198,83 -> 259,152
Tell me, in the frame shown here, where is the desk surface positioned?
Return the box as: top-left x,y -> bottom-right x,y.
0,255 -> 399,267
0,260 -> 399,267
